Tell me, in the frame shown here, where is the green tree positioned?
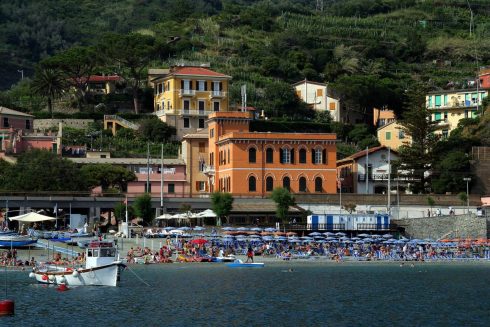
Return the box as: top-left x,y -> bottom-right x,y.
5,149 -> 86,191
397,88 -> 438,193
31,67 -> 66,117
138,118 -> 176,142
211,192 -> 234,226
458,192 -> 468,207
42,46 -> 97,109
80,164 -> 136,191
133,193 -> 153,225
431,151 -> 470,194
427,196 -> 435,215
270,187 -> 295,223
99,33 -> 158,113
113,202 -> 135,222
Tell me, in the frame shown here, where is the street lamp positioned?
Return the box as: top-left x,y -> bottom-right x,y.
463,177 -> 471,214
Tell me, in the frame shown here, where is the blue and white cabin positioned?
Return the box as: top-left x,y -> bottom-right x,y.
307,213 -> 390,231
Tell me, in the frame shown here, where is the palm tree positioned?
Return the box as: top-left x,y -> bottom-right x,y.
31,68 -> 66,118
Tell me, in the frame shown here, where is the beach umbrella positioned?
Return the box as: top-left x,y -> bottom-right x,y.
193,226 -> 206,231
382,234 -> 393,238
309,232 -> 322,236
250,227 -> 262,232
340,236 -> 350,240
236,227 -> 249,231
371,234 -> 382,238
264,227 -> 277,232
262,236 -> 274,241
222,227 -> 236,231
195,209 -> 217,218
190,239 -> 208,245
363,238 -> 374,242
163,226 -> 175,230
8,212 -> 56,222
351,237 -> 361,240
313,235 -> 325,239
358,233 -> 370,238
179,227 -> 192,231
335,232 -> 346,236
323,232 -> 336,236
249,234 -> 261,238
325,236 -> 336,240
286,232 -> 297,236
343,240 -> 353,243
155,213 -> 175,220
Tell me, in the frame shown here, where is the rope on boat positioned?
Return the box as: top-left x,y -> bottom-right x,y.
125,266 -> 150,287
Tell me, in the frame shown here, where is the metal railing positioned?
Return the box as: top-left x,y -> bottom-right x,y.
104,115 -> 140,130
179,89 -> 196,96
472,147 -> 490,160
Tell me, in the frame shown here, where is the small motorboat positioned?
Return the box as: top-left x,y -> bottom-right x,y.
30,240 -> 125,287
226,259 -> 264,268
212,255 -> 236,262
0,234 -> 37,247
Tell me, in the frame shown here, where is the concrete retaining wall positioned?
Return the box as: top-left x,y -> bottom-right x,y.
393,214 -> 488,239
33,119 -> 94,131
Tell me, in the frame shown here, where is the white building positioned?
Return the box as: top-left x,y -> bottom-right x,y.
292,80 -> 341,122
337,146 -> 409,194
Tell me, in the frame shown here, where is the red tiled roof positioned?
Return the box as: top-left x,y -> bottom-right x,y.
171,67 -> 229,77
338,146 -> 398,163
87,75 -> 122,82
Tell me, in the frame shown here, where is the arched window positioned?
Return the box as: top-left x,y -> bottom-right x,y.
299,177 -> 307,192
299,148 -> 307,163
266,148 -> 274,163
249,147 -> 256,163
248,176 -> 256,192
283,176 -> 291,191
280,148 -> 290,164
315,177 -> 323,192
266,176 -> 274,192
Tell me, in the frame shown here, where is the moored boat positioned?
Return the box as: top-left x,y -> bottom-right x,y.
29,240 -> 125,287
226,259 -> 264,268
0,234 -> 37,247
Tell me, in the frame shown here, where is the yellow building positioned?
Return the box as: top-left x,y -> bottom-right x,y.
152,66 -> 231,140
426,89 -> 488,138
373,107 -> 395,127
377,120 -> 411,150
181,130 -> 210,197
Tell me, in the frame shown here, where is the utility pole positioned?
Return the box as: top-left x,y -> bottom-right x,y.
146,143 -> 150,193
463,177 -> 471,214
160,144 -> 164,210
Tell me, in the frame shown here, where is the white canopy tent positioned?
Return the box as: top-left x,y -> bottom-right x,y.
195,209 -> 217,218
8,212 -> 56,222
155,213 -> 175,220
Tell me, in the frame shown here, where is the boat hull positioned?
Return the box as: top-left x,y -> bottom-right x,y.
33,262 -> 124,287
0,239 -> 37,247
226,262 -> 264,268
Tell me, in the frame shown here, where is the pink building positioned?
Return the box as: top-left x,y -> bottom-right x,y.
69,157 -> 188,197
1,106 -> 59,154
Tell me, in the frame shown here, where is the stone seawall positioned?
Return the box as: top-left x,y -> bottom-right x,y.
393,214 -> 488,239
33,119 -> 94,131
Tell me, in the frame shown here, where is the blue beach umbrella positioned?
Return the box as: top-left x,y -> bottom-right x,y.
324,232 -> 336,236
335,232 -> 346,236
264,227 -> 277,232
250,227 -> 262,232
309,232 -> 322,236
222,227 -> 236,231
193,226 -> 206,231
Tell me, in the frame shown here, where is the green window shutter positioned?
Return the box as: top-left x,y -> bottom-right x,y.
443,95 -> 448,105
386,132 -> 391,140
428,96 -> 432,107
434,112 -> 441,121
435,95 -> 441,106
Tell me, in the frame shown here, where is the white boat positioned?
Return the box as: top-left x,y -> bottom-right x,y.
226,259 -> 264,268
29,240 -> 125,287
0,234 -> 37,247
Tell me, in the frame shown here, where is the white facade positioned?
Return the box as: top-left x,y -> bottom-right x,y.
293,80 -> 341,122
355,149 -> 398,194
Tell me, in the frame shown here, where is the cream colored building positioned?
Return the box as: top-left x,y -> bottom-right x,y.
181,130 -> 210,197
152,66 -> 231,140
377,121 -> 411,150
373,108 -> 395,127
292,80 -> 342,122
426,89 -> 488,138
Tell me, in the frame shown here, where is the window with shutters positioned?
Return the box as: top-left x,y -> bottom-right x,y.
249,147 -> 256,163
213,101 -> 220,112
183,100 -> 190,112
299,148 -> 307,163
198,142 -> 205,153
283,177 -> 291,191
315,177 -> 322,192
314,148 -> 322,164
197,181 -> 205,191
299,177 -> 307,192
248,176 -> 256,192
281,148 -> 290,164
266,148 -> 274,163
168,183 -> 175,193
266,177 -> 274,191
197,80 -> 205,91
317,89 -> 323,97
183,80 -> 190,91
212,81 -> 221,96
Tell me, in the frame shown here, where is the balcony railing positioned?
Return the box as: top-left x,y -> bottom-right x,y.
209,91 -> 226,98
358,173 -> 390,181
179,89 -> 196,97
181,109 -> 209,116
203,165 -> 215,175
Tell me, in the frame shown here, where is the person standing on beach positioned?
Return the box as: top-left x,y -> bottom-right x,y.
246,246 -> 254,263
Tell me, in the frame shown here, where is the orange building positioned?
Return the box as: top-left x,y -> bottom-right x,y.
205,112 -> 337,196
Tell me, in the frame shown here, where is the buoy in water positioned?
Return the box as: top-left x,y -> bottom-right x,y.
0,299 -> 15,316
57,284 -> 69,292
29,272 -> 35,278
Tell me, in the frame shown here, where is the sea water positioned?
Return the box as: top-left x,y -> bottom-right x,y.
1,262 -> 489,326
